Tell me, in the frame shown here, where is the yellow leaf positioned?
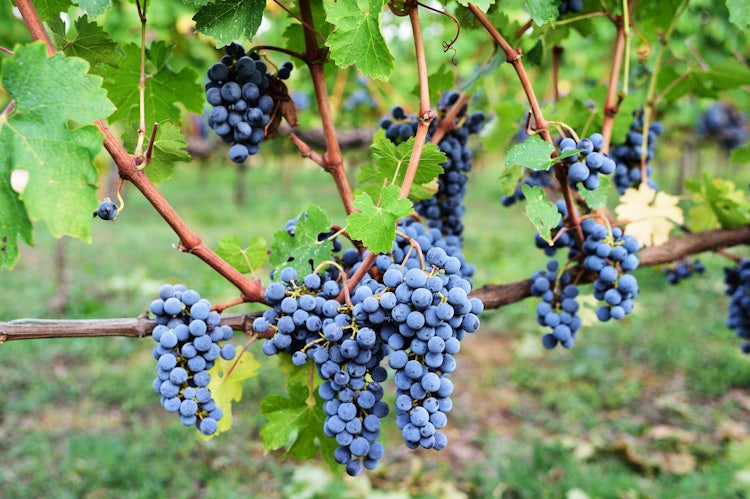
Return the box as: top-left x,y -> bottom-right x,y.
615,185 -> 684,247
201,348 -> 261,439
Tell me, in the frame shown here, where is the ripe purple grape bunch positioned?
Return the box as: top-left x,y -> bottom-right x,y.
579,218 -> 640,322
204,42 -> 293,163
150,285 -> 236,436
724,259 -> 750,353
530,259 -> 582,349
559,133 -> 617,191
255,215 -> 482,476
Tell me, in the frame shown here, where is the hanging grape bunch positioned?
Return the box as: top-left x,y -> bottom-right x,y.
204,42 -> 297,163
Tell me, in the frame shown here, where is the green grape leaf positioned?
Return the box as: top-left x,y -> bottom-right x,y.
103,42 -> 203,126
346,185 -> 413,254
0,43 -> 115,252
48,16 -> 119,68
522,184 -> 560,243
324,0 -> 393,81
363,137 -> 446,201
0,150 -> 33,270
193,0 -> 266,47
269,205 -> 333,278
260,375 -> 336,465
577,175 -> 611,210
34,0 -> 72,19
216,234 -> 268,274
498,164 -> 525,197
74,0 -> 112,19
527,0 -> 559,25
203,350 -> 261,438
685,174 -> 750,229
122,122 -> 191,183
505,136 -> 556,171
727,0 -> 750,30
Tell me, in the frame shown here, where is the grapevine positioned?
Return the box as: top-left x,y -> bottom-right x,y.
0,0 -> 749,490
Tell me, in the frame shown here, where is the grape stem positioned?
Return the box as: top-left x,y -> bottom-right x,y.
298,0 -> 355,215
601,20 -> 626,152
271,0 -> 326,44
429,92 -> 468,145
399,2 -> 434,201
134,0 -> 148,157
0,46 -> 13,55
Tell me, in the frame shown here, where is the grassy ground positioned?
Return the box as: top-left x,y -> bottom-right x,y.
1,146 -> 750,498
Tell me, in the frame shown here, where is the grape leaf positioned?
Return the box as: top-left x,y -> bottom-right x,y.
0,150 -> 33,270
527,0 -> 559,25
216,234 -> 268,274
324,0 -> 393,81
522,184 -> 560,243
727,0 -> 750,30
269,205 -> 334,278
193,0 -> 266,47
102,42 -> 203,126
498,164 -> 525,197
685,174 -> 750,229
73,0 -> 112,20
361,137 -> 446,201
577,175 -> 611,210
203,349 -> 261,438
0,43 -> 115,254
34,0 -> 72,19
260,375 -> 337,468
47,16 -> 119,68
346,185 -> 414,254
615,185 -> 683,247
123,122 -> 191,183
505,136 -> 555,171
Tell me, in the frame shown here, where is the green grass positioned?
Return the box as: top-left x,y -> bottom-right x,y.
1,149 -> 750,498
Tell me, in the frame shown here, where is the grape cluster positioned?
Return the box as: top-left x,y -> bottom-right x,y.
150,285 -> 236,435
257,218 -> 481,475
578,218 -> 640,321
204,42 -> 292,163
558,0 -> 583,14
697,103 -> 748,151
663,259 -> 705,285
532,201 -> 640,347
94,198 -> 117,220
379,249 -> 480,450
530,260 -> 582,349
609,112 -> 663,194
379,92 -> 485,239
724,259 -> 750,353
559,133 -> 616,190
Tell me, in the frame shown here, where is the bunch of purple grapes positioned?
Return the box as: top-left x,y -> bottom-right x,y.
724,259 -> 750,353
257,217 -> 481,475
150,285 -> 236,435
204,42 -> 292,163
